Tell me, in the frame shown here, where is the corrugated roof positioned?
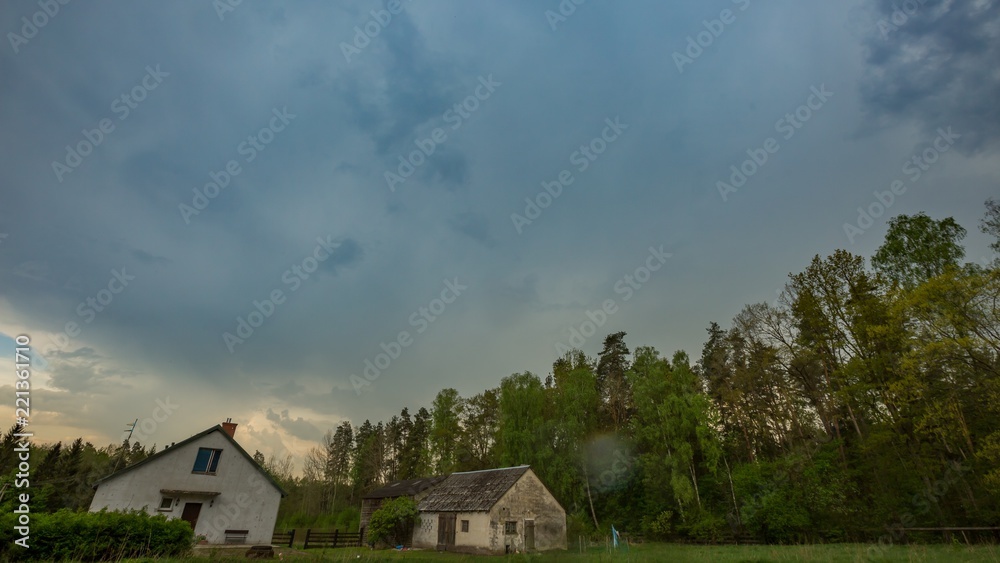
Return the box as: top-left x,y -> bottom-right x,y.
418,465 -> 530,512
362,476 -> 447,499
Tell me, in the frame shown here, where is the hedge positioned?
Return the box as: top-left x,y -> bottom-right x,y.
0,509 -> 193,561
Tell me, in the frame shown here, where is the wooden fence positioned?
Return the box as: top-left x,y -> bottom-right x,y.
270,529 -> 295,548
302,528 -> 365,549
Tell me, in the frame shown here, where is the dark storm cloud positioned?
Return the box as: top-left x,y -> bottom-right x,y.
860,0 -> 1000,152
45,346 -> 136,393
1,0 -> 997,463
338,7 -> 463,153
449,212 -> 495,247
265,408 -> 324,442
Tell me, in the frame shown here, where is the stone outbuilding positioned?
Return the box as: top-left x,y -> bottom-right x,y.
89,420 -> 286,545
411,465 -> 566,554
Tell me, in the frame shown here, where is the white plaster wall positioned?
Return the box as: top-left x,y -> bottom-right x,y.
412,511 -> 492,551
459,512 -> 493,551
89,431 -> 282,544
411,511 -> 436,548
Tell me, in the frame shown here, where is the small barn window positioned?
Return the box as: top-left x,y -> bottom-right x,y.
192,448 -> 223,474
505,521 -> 517,535
157,497 -> 173,511
461,520 -> 469,533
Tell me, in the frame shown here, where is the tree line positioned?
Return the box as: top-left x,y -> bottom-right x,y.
282,202 -> 1000,541
3,201 -> 998,543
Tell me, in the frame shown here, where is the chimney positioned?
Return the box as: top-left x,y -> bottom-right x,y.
221,418 -> 237,439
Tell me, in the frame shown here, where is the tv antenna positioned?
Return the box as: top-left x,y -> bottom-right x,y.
124,418 -> 138,441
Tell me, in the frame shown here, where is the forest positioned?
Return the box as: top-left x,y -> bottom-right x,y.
2,202 -> 999,544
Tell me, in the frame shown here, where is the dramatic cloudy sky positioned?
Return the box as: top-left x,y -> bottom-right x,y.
1,0 -> 998,467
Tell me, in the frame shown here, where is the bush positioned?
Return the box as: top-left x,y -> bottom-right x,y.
681,511 -> 728,543
335,506 -> 360,531
0,509 -> 193,561
640,510 -> 673,539
733,460 -> 812,543
565,511 -> 593,541
366,497 -> 419,547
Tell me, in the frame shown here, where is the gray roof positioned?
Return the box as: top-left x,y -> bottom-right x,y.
362,476 -> 447,500
418,465 -> 530,512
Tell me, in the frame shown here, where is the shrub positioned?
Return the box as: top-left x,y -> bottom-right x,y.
0,509 -> 193,561
681,510 -> 728,543
366,497 -> 419,547
640,510 -> 673,539
335,506 -> 360,532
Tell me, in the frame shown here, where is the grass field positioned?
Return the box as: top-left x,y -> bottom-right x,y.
178,542 -> 1000,562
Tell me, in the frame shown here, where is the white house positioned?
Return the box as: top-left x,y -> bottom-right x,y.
89,420 -> 286,545
411,466 -> 566,554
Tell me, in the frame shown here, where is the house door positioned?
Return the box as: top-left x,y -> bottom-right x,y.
181,503 -> 202,532
436,514 -> 456,550
525,520 -> 535,551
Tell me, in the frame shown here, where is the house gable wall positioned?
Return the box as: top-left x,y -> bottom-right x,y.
489,469 -> 567,552
88,431 -> 281,544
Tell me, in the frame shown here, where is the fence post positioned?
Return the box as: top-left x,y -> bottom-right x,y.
333,529 -> 339,548
288,529 -> 295,548
304,528 -> 311,550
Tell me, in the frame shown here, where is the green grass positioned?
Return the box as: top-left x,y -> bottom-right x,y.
138,542 -> 1000,562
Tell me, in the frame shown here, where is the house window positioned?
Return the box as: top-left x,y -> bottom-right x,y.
192,448 -> 222,474
461,520 -> 469,533
157,497 -> 173,511
505,521 -> 517,535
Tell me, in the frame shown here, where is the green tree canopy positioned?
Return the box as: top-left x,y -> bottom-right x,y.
872,212 -> 966,288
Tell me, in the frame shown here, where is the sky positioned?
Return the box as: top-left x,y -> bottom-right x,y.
1,0 -> 998,469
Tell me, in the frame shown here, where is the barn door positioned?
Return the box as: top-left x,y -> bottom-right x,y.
181,502 -> 202,531
525,520 -> 535,551
436,514 -> 456,550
